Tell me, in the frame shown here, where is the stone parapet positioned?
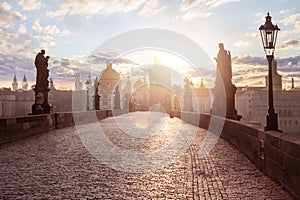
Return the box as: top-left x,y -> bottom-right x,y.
177,111 -> 300,199
0,110 -> 124,145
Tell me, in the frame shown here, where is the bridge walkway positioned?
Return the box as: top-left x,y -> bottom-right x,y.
0,112 -> 292,199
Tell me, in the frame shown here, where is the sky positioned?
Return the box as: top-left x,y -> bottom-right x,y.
0,0 -> 299,90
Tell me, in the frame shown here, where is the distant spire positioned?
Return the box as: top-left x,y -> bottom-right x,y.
87,71 -> 92,84
107,63 -> 112,69
22,73 -> 28,91
12,73 -> 18,91
292,78 -> 294,89
13,73 -> 17,82
49,78 -> 56,90
23,74 -> 27,82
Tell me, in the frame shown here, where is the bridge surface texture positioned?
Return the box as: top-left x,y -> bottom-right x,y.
0,112 -> 292,199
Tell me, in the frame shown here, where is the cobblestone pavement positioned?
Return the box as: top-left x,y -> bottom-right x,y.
0,112 -> 292,199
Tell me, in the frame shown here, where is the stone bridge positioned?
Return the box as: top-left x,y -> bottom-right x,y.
0,111 -> 299,199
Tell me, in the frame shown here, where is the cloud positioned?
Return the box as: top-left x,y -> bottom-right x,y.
0,1 -> 11,11
43,25 -> 60,35
232,54 -> 300,71
0,53 -> 87,86
278,8 -> 295,15
180,0 -> 240,11
0,3 -> 68,58
232,55 -> 300,88
34,34 -> 56,48
178,0 -> 238,21
87,52 -> 137,66
58,29 -> 70,36
180,9 -> 212,20
0,28 -> 35,56
31,33 -> 56,49
276,55 -> 300,66
138,0 -> 166,16
180,0 -> 198,12
2,32 -> 19,40
205,0 -> 240,8
232,55 -> 266,65
295,21 -> 300,28
277,39 -> 300,50
50,58 -> 79,78
0,2 -> 26,28
234,40 -> 250,47
45,51 -> 138,87
48,51 -> 137,80
46,0 -> 148,17
280,13 -> 300,26
18,24 -> 27,34
245,32 -> 260,39
18,0 -> 42,11
0,53 -> 35,82
32,19 -> 43,32
43,25 -> 70,36
31,22 -> 70,49
232,54 -> 300,72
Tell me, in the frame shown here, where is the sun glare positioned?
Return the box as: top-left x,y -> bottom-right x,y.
122,49 -> 205,84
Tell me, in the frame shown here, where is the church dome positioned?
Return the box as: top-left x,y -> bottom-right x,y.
99,63 -> 120,80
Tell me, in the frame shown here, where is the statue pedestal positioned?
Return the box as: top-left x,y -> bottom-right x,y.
225,84 -> 242,120
212,71 -> 241,121
31,87 -> 52,114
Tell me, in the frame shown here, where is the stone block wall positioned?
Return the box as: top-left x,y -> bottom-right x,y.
264,131 -> 300,199
0,114 -> 55,144
0,110 -> 117,145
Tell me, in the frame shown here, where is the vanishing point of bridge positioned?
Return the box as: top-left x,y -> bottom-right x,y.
0,112 -> 292,199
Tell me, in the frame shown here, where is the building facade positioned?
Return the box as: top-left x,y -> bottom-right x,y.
236,60 -> 300,134
192,80 -> 212,113
98,63 -> 120,110
0,88 -> 34,118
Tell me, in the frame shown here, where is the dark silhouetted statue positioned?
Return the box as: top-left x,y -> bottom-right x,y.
114,84 -> 121,109
32,49 -> 51,114
212,43 -> 241,120
94,77 -> 100,110
183,77 -> 193,112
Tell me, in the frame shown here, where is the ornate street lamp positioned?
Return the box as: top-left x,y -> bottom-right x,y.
85,78 -> 91,111
259,12 -> 281,132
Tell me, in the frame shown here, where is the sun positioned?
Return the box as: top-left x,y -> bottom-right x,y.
120,49 -> 212,90
153,50 -> 191,72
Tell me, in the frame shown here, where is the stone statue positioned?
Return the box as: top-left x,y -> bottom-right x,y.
44,56 -> 50,88
212,43 -> 241,120
215,43 -> 232,85
183,77 -> 193,112
32,49 -> 51,114
114,85 -> 121,109
34,50 -> 49,89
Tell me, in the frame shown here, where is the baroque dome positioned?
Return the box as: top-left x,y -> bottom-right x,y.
99,63 -> 120,80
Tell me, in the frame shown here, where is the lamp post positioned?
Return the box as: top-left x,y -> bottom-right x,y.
259,12 -> 281,132
85,79 -> 91,111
